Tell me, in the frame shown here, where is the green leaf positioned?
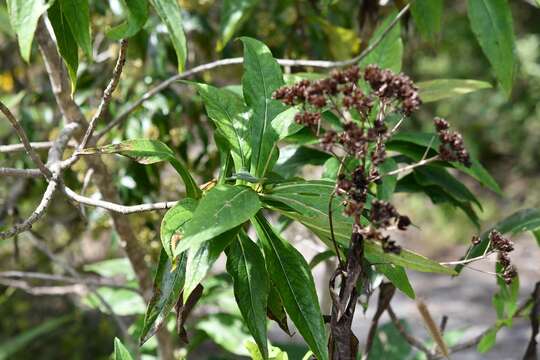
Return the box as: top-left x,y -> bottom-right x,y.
533,229 -> 540,247
267,284 -> 291,336
240,37 -> 286,177
252,214 -> 328,360
227,231 -> 269,359
468,0 -> 516,96
108,0 -> 148,40
6,0 -> 49,62
140,249 -> 187,345
262,180 -> 454,274
274,146 -> 330,178
377,157 -> 397,200
388,131 -> 502,194
309,250 -> 335,269
114,338 -> 134,360
160,198 -> 198,258
477,328 -> 498,353
191,82 -> 250,171
271,107 -> 303,140
245,341 -> 289,360
0,316 -> 71,360
418,79 -> 492,103
375,264 -> 415,299
78,139 -> 200,198
174,185 -> 261,256
410,0 -> 443,42
48,1 -> 79,89
183,227 -> 238,301
359,11 -> 403,72
218,0 -> 260,51
414,165 -> 482,209
457,208 -> 540,273
58,0 -> 92,58
150,0 -> 187,72
370,320 -> 414,359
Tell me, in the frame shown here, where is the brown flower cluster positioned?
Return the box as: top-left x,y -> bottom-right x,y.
489,230 -> 517,284
274,65 -> 420,254
364,65 -> 421,115
434,117 -> 472,167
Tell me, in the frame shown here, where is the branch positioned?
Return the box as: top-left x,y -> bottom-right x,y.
94,4 -> 410,140
0,270 -> 140,293
0,100 -> 51,178
79,39 -> 128,149
0,123 -> 79,240
362,283 -> 396,359
387,305 -> 435,359
63,186 -> 179,214
0,141 -> 75,154
0,167 -> 42,178
0,278 -> 87,296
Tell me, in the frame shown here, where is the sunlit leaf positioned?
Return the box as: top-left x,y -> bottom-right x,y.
174,185 -> 261,256
114,338 -> 134,360
78,139 -> 200,198
108,0 -> 148,39
6,0 -> 49,62
218,0 -> 260,51
468,0 -> 516,96
151,0 -> 187,72
418,79 -> 492,103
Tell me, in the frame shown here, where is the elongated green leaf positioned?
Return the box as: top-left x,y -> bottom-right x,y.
108,0 -> 148,39
160,198 -> 197,258
227,231 -> 269,359
468,0 -> 516,96
78,139 -> 200,198
375,264 -> 415,299
252,214 -> 328,360
271,106 -> 303,140
477,328 -> 498,353
0,316 -> 70,360
377,157 -> 397,200
48,1 -> 79,89
410,0 -> 443,42
191,82 -> 250,171
58,0 -> 92,58
140,249 -> 187,345
262,180 -> 455,275
174,185 -> 261,256
457,208 -> 540,273
274,146 -> 330,178
267,284 -> 291,335
418,79 -> 492,103
359,11 -> 403,72
240,37 -> 286,177
183,227 -> 238,301
114,338 -> 134,360
151,0 -> 187,72
414,165 -> 482,209
388,131 -> 502,194
7,0 -> 49,62
218,0 -> 260,51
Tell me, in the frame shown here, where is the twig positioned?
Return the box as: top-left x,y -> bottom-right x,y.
0,141 -> 75,154
94,4 -> 410,140
362,283 -> 396,359
0,167 -> 42,178
440,251 -> 496,265
523,281 -> 540,360
0,278 -> 87,296
0,100 -> 51,178
374,156 -> 439,181
387,305 -> 435,358
63,187 -> 179,214
79,39 -> 129,149
0,123 -> 79,240
0,271 -> 140,293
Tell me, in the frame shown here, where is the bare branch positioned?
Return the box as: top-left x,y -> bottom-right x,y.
0,123 -> 79,240
0,278 -> 87,296
63,187 -> 178,214
0,100 -> 51,178
387,305 -> 435,358
0,141 -> 76,154
0,167 -> 42,178
0,270 -> 140,293
79,39 -> 129,149
94,4 -> 410,140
